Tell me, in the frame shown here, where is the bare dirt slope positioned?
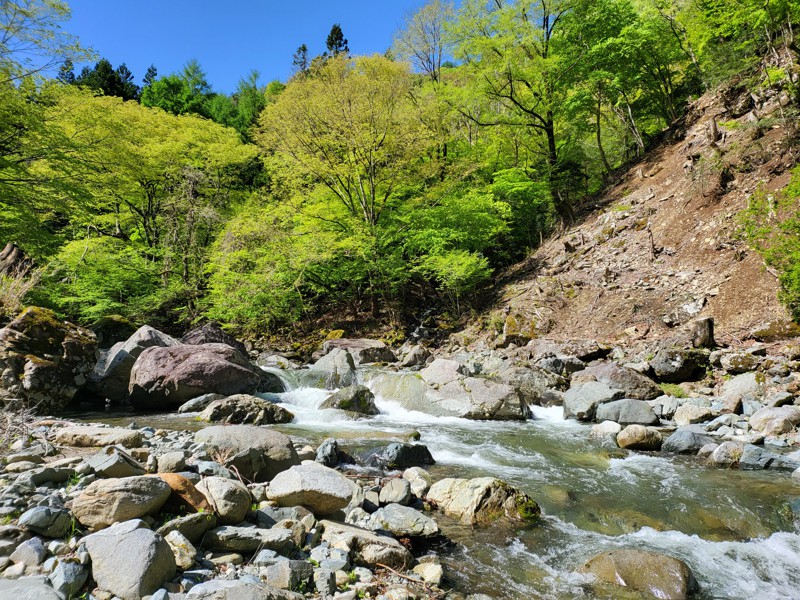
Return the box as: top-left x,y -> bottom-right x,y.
459,64 -> 799,351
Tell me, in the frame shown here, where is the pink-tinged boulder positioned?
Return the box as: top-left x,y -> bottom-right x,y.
128,343 -> 273,410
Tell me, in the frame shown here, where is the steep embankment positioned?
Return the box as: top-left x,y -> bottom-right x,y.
461,62 -> 799,351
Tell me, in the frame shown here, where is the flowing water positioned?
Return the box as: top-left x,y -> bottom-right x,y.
83,370 -> 800,599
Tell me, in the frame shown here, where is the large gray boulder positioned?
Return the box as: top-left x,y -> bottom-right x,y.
616,424 -> 662,450
54,425 -> 142,448
596,399 -> 658,425
319,520 -> 412,570
129,343 -> 271,409
322,338 -> 397,364
18,506 -> 72,538
87,325 -> 179,402
426,477 -> 540,525
0,579 -> 61,600
267,461 -> 360,516
84,519 -> 176,600
650,349 -> 708,383
576,363 -> 661,400
194,425 -> 299,482
579,548 -> 698,599
0,307 -> 97,412
749,406 -> 800,433
365,369 -> 528,420
71,476 -> 171,530
202,525 -> 294,553
198,394 -> 294,425
307,348 -> 357,389
488,365 -> 568,406
662,426 -> 716,454
563,382 -> 624,421
196,477 -> 251,525
739,445 -> 800,471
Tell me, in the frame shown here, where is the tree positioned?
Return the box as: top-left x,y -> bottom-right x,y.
74,58 -> 140,100
393,0 -> 454,83
140,59 -> 211,116
325,24 -> 349,56
56,58 -> 74,83
142,64 -> 157,87
292,44 -> 309,75
0,0 -> 89,84
451,0 -> 577,217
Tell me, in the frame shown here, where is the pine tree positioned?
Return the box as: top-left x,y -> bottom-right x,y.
326,24 -> 349,56
292,44 -> 309,75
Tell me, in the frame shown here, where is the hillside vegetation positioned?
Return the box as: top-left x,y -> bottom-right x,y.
1,0 -> 799,343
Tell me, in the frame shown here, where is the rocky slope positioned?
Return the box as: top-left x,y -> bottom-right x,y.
454,52 -> 799,352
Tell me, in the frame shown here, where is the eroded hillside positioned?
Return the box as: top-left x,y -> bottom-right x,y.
455,55 -> 799,352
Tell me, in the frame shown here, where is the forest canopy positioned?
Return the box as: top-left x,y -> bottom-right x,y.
1,0 -> 798,336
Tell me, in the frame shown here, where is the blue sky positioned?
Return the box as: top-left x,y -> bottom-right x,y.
66,0 -> 428,94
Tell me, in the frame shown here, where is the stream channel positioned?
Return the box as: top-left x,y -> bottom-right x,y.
83,367 -> 800,599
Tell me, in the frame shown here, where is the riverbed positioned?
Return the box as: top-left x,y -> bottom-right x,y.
78,377 -> 800,599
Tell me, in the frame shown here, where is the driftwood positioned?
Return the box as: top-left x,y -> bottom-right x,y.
0,243 -> 32,277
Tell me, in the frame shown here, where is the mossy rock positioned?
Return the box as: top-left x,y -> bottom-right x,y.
90,315 -> 137,349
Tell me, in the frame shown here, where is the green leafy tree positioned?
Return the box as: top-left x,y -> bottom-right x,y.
393,0 -> 454,83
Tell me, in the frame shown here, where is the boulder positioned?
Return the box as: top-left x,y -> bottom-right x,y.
49,559 -> 89,598
749,406 -> 800,433
368,503 -> 439,538
181,322 -> 248,356
267,462 -> 360,517
315,438 -> 355,468
579,548 -> 698,599
708,441 -> 744,467
198,394 -> 295,425
402,467 -> 432,498
739,445 -> 800,471
0,307 -> 97,412
9,537 -> 46,566
371,443 -> 435,469
129,343 -> 273,410
185,579 -> 304,600
436,376 -> 529,420
0,579 -> 61,600
399,345 -> 430,368
194,425 -> 300,482
263,559 -> 314,590
674,404 -> 714,427
85,446 -> 145,478
157,512 -> 217,544
577,363 -> 662,400
54,425 -> 142,448
71,476 -> 172,530
84,520 -> 176,600
426,477 -> 540,525
319,520 -> 412,570
379,478 -> 412,505
164,529 -> 196,570
616,425 -> 662,450
322,338 -> 397,364
590,420 -> 623,439
320,385 -> 379,415
202,525 -> 294,554
307,348 -> 357,389
650,349 -> 708,382
720,352 -> 763,374
719,372 -> 764,412
662,426 -> 716,454
595,399 -> 658,425
158,473 -> 213,514
419,358 -> 468,386
563,382 -> 624,421
88,315 -> 137,350
196,477 -> 251,525
87,325 -> 179,402
18,506 -> 71,538
178,393 -> 225,413
488,365 -> 568,406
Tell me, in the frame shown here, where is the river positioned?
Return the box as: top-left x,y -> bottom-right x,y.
85,373 -> 800,599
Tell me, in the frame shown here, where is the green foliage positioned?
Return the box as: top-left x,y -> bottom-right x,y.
739,167 -> 800,321
659,383 -> 687,398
